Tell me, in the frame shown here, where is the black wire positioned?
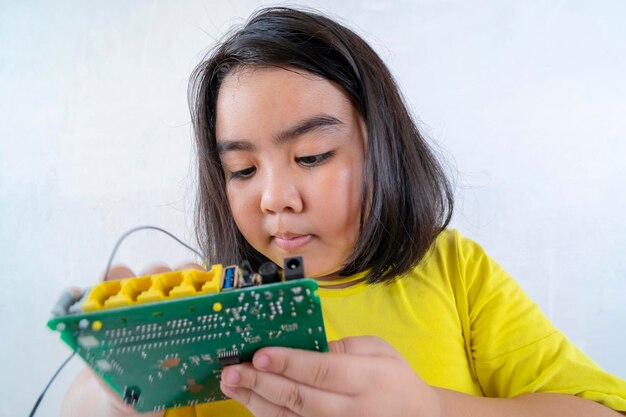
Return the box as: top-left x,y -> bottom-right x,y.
102,225 -> 206,281
29,352 -> 76,417
30,226 -> 206,417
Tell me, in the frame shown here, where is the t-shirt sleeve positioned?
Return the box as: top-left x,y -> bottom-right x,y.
454,231 -> 626,411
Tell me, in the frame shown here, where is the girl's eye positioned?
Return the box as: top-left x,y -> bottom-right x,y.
229,166 -> 256,180
296,151 -> 335,167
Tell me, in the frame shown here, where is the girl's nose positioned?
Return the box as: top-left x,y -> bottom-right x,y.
260,174 -> 304,214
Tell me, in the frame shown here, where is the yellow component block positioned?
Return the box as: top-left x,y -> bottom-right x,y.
170,283 -> 196,298
82,280 -> 122,312
105,276 -> 153,307
136,272 -> 179,303
81,266 -> 224,312
165,271 -> 192,298
190,266 -> 223,294
136,289 -> 165,303
104,292 -> 133,308
169,267 -> 223,297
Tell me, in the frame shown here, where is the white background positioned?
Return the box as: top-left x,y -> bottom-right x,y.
1,1 -> 624,416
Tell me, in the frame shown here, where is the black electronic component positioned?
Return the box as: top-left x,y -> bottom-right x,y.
123,386 -> 141,406
218,348 -> 241,366
238,260 -> 255,287
283,256 -> 305,280
258,262 -> 281,284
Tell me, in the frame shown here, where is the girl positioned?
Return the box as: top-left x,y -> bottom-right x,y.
62,7 -> 626,417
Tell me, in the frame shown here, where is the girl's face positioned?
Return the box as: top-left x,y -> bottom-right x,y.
216,67 -> 366,279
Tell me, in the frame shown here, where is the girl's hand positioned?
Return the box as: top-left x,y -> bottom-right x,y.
220,336 -> 441,417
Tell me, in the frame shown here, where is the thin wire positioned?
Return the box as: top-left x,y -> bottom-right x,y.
29,352 -> 76,417
31,226 -> 206,416
102,225 -> 206,281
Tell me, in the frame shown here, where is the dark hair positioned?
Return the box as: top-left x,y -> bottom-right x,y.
189,7 -> 453,284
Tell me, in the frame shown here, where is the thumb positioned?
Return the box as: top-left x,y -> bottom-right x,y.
329,336 -> 401,359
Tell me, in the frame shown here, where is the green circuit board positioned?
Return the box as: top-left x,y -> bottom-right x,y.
48,274 -> 327,412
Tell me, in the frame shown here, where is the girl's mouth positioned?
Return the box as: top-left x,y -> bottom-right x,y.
272,234 -> 314,250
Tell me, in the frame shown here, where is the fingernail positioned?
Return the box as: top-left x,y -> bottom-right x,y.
254,353 -> 270,369
224,369 -> 240,385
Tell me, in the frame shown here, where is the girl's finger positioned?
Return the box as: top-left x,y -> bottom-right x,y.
139,263 -> 172,275
103,264 -> 135,281
223,363 -> 349,416
250,341 -> 392,392
174,262 -> 206,271
221,383 -> 301,417
255,348 -> 368,393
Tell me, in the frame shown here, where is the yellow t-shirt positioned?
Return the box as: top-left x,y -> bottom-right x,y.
168,229 -> 626,416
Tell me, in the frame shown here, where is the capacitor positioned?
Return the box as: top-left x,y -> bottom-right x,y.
259,262 -> 281,283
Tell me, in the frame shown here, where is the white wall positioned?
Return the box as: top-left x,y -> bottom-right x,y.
1,1 -> 624,416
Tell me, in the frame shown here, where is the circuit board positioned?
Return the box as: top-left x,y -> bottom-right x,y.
48,260 -> 328,412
